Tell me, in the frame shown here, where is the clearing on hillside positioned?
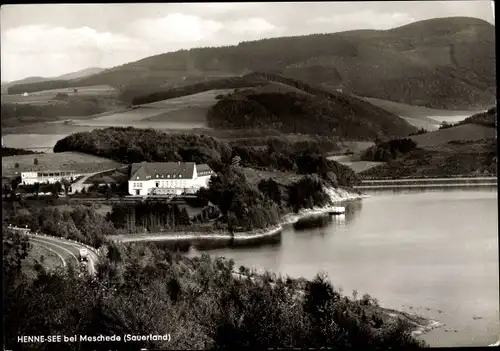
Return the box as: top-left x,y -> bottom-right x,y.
410,124 -> 496,148
2,151 -> 123,178
1,85 -> 118,105
69,88 -> 238,129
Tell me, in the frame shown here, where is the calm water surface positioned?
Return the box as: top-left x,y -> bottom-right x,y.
189,188 -> 499,347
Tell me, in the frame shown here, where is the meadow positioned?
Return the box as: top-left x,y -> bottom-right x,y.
1,85 -> 118,105
2,151 -> 123,177
68,88 -> 236,129
410,124 -> 496,148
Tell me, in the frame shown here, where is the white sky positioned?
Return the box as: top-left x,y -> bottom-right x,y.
0,2 -> 495,82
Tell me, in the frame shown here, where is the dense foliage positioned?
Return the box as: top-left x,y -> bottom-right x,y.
198,165 -> 281,232
107,202 -> 203,233
3,234 -> 426,350
7,79 -> 70,94
206,73 -> 417,140
52,127 -> 359,188
128,76 -> 267,105
53,127 -> 233,166
232,146 -> 359,187
361,138 -> 417,162
1,146 -> 41,157
9,17 -> 494,110
1,101 -> 108,127
2,202 -> 115,247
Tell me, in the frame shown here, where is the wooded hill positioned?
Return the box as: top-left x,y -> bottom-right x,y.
205,73 -> 418,139
7,17 -> 495,110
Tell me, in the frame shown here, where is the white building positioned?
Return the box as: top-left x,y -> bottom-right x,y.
128,162 -> 215,196
21,170 -> 79,185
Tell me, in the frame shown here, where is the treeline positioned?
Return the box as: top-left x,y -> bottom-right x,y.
1,101 -> 106,127
106,202 -> 215,233
7,79 -> 69,94
1,147 -> 41,157
232,146 -> 359,187
455,106 -> 497,128
2,202 -> 115,247
207,79 -> 417,139
53,127 -> 233,166
197,165 -> 339,231
198,165 -> 281,232
360,138 -> 417,162
227,135 -> 341,153
4,234 -> 426,350
359,139 -> 497,179
52,127 -> 359,188
128,76 -> 267,105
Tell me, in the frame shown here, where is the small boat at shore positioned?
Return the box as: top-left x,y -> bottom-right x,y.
328,206 -> 346,215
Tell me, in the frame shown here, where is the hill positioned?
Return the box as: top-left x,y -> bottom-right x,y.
410,124 -> 496,148
359,139 -> 497,179
455,106 -> 497,128
205,73 -> 417,140
3,67 -> 105,95
6,17 -> 495,110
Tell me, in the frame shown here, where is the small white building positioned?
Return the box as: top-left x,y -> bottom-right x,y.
128,162 -> 215,196
21,170 -> 79,185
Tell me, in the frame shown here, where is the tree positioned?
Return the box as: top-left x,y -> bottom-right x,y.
61,179 -> 71,196
34,182 -> 40,199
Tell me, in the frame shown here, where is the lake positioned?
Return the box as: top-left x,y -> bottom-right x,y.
187,187 -> 499,347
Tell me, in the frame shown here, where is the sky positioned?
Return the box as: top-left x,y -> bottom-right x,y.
0,1 -> 495,82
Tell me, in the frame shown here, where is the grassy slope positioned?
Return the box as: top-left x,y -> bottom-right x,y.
410,124 -> 496,148
355,107 -> 497,178
7,17 -> 495,110
22,242 -> 64,280
358,140 -> 497,179
2,152 -> 123,177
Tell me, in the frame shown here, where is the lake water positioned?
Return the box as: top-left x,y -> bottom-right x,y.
188,188 -> 499,347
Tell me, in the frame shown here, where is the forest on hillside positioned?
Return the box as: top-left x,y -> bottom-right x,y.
4,225 -> 426,350
52,127 -> 359,188
7,17 -> 495,110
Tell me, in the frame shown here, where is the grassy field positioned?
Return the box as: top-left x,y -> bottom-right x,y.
1,133 -> 75,153
22,241 -> 64,279
2,151 -> 123,177
410,124 -> 496,148
1,85 -> 118,105
63,88 -> 237,130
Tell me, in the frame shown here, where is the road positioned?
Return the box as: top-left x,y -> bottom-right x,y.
26,233 -> 98,276
70,168 -> 120,194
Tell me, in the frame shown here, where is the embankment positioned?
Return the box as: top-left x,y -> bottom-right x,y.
109,186 -> 366,247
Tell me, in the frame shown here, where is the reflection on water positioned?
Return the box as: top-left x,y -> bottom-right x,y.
194,188 -> 498,347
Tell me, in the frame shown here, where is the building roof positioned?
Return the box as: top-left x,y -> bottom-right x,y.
197,163 -> 214,172
22,170 -> 76,174
130,162 -> 196,181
